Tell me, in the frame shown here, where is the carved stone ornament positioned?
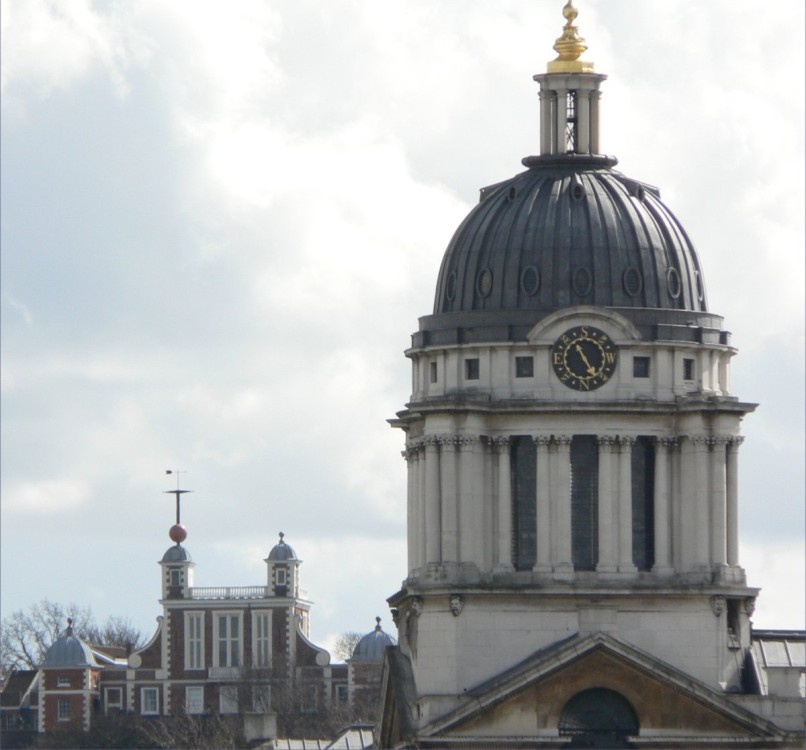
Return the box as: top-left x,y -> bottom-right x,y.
743,598 -> 756,617
410,597 -> 424,618
390,608 -> 400,627
710,595 -> 726,617
449,594 -> 464,617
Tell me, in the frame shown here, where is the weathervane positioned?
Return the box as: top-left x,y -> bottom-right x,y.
165,469 -> 192,545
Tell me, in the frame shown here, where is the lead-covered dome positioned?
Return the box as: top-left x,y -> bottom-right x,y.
434,155 -> 707,317
42,623 -> 97,668
351,618 -> 397,662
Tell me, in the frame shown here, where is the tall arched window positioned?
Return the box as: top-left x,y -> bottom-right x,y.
559,687 -> 639,748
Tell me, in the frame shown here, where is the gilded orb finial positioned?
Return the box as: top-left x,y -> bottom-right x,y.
547,0 -> 594,74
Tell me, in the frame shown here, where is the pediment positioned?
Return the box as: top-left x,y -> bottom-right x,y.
421,632 -> 786,747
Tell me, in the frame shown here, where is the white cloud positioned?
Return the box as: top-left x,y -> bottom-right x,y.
6,478 -> 90,512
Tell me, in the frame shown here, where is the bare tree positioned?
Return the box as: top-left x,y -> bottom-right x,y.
332,631 -> 363,661
0,599 -> 146,670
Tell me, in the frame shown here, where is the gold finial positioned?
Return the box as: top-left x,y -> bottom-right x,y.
547,1 -> 594,74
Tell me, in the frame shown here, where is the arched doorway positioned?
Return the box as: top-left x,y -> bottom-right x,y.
559,687 -> 639,748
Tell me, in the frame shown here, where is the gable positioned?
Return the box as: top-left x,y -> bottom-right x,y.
423,635 -> 785,746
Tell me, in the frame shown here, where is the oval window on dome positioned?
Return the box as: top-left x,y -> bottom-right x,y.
520,265 -> 540,297
476,267 -> 493,298
666,267 -> 682,299
623,267 -> 643,297
572,267 -> 592,297
446,271 -> 457,302
695,269 -> 705,301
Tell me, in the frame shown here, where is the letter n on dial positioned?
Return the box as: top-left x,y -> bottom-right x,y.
551,326 -> 618,391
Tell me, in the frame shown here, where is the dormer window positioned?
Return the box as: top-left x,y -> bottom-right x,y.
170,569 -> 181,587
276,568 -> 287,586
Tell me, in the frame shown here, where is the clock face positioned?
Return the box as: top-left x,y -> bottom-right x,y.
552,326 -> 618,391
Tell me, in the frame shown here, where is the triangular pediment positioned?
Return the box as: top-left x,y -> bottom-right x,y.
417,633 -> 787,747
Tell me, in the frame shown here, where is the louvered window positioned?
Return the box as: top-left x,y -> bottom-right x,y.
571,436 -> 598,570
631,437 -> 655,570
510,436 -> 536,571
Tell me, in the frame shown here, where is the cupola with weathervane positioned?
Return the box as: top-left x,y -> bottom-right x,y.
159,472 -> 195,600
265,532 -> 301,598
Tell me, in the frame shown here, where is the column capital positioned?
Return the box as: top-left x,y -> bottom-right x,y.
457,435 -> 480,450
423,435 -> 441,449
708,435 -> 733,447
654,436 -> 678,449
437,435 -> 459,450
533,435 -> 552,447
728,436 -> 745,450
596,435 -> 617,447
618,435 -> 636,448
490,435 -> 511,451
690,434 -> 711,447
554,435 -> 573,448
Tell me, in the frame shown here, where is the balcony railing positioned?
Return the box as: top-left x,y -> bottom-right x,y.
189,586 -> 270,600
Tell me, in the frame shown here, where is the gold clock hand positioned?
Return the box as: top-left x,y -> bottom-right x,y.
574,344 -> 597,375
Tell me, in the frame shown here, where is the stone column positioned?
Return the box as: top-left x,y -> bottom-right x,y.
618,436 -> 637,573
553,436 -> 573,578
710,436 -> 729,567
539,89 -> 553,155
439,436 -> 459,563
589,90 -> 602,153
458,436 -> 482,566
405,443 -> 416,573
554,88 -> 567,154
493,437 -> 513,571
424,436 -> 441,564
534,437 -> 552,573
595,436 -> 617,573
576,89 -> 591,153
691,435 -> 711,569
416,441 -> 427,569
726,437 -> 744,566
652,437 -> 675,575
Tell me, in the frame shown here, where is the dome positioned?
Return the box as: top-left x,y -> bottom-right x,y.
433,155 -> 707,320
268,532 -> 297,561
42,625 -> 97,668
161,544 -> 192,563
351,618 -> 397,662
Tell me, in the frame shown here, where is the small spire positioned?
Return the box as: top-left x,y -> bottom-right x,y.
547,1 -> 594,74
66,618 -> 73,637
375,616 -> 382,632
278,531 -> 285,544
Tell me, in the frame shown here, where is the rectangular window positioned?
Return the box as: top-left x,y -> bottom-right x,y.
57,676 -> 70,687
220,686 -> 239,714
510,435 -> 537,571
633,356 -> 650,378
252,685 -> 271,714
631,437 -> 655,571
185,612 -> 205,670
570,435 -> 599,571
430,361 -> 438,383
464,358 -> 479,380
186,686 -> 204,715
683,357 -> 695,380
515,356 -> 534,378
301,685 -> 318,714
336,684 -> 349,704
253,611 -> 271,668
141,687 -> 159,715
216,614 -> 241,668
105,688 -> 123,714
276,568 -> 286,586
58,698 -> 71,721
170,568 -> 181,587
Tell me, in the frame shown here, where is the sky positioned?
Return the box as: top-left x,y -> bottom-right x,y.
2,0 -> 804,657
